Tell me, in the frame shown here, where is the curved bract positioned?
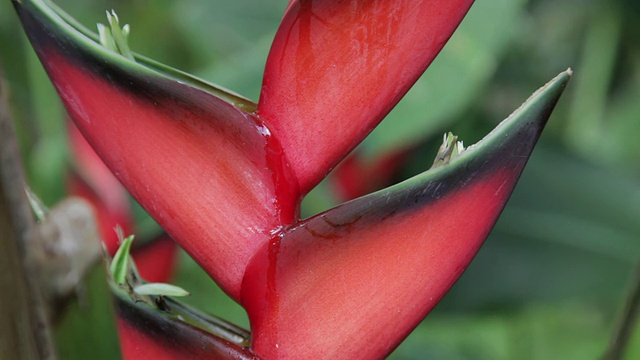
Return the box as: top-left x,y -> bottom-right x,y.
14,0 -> 571,358
258,0 -> 474,194
14,0 -> 300,300
113,285 -> 255,360
243,72 -> 570,359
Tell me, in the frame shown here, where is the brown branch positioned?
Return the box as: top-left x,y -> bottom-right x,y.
33,196 -> 103,322
602,262 -> 640,360
0,75 -> 56,359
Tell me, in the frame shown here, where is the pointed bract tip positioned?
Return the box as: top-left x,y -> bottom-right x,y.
459,69 -> 571,157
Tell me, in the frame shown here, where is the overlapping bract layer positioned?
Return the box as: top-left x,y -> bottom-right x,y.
14,0 -> 570,358
243,72 -> 569,359
15,0 -> 300,300
14,0 -> 474,303
115,295 -> 256,360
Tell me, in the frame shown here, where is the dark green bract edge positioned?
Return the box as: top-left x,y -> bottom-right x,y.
401,69 -> 571,193
306,70 -> 571,221
110,281 -> 254,356
16,0 -> 257,112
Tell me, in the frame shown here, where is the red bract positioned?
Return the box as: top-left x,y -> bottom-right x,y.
17,2 -> 298,298
13,0 -> 470,303
114,295 -> 256,360
258,0 -> 474,194
14,0 -> 571,358
68,121 -> 177,283
242,76 -> 568,357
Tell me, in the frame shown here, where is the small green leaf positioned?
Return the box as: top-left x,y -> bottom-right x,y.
133,283 -> 190,297
97,23 -> 116,53
110,230 -> 134,285
100,10 -> 134,60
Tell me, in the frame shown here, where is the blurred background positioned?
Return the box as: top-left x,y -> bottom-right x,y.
1,0 -> 640,358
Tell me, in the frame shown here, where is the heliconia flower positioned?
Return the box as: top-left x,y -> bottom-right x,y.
15,0 -> 296,300
241,78 -> 570,357
12,0 -> 473,303
107,230 -> 255,360
67,120 -> 177,283
14,0 -> 571,358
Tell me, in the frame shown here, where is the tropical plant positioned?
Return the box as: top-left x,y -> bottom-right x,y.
8,0 -> 574,358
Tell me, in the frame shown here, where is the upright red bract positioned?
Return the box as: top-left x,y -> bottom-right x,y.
258,0 -> 474,194
14,0 -> 571,358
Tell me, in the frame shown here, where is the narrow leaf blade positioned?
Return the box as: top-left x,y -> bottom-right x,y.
111,234 -> 134,285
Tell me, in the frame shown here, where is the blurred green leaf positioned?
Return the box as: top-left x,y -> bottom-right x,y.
391,303 -> 610,360
565,3 -> 622,158
197,35 -> 274,101
55,266 -> 119,360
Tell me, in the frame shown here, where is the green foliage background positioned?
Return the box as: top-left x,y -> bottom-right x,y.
1,0 -> 640,358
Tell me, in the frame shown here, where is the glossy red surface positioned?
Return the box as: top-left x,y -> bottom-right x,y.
68,122 -> 132,253
243,170 -> 517,359
258,0 -> 474,194
38,47 -> 299,301
118,318 -> 178,360
68,122 -> 178,283
16,2 -> 571,359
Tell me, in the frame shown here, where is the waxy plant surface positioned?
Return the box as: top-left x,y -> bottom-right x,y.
14,0 -> 570,358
